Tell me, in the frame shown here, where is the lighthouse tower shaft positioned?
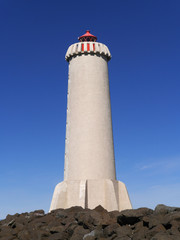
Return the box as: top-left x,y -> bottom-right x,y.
50,32 -> 132,212
64,45 -> 116,181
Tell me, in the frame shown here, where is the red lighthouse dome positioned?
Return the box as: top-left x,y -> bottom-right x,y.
78,30 -> 97,42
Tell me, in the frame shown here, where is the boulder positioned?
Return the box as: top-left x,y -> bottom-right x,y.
0,204 -> 180,239
154,204 -> 180,215
117,207 -> 153,225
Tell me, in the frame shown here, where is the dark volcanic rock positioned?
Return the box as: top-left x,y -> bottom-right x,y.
154,204 -> 180,215
117,207 -> 153,225
0,204 -> 180,239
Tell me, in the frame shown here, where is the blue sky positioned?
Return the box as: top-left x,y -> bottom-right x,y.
0,0 -> 180,219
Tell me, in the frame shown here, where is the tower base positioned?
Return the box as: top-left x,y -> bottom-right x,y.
50,179 -> 132,212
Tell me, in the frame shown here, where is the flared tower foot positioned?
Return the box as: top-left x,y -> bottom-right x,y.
50,179 -> 132,212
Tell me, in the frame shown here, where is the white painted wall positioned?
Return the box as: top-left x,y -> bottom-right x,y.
64,48 -> 116,181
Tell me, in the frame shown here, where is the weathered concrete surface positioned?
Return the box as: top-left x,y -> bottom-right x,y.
50,179 -> 132,212
64,44 -> 115,181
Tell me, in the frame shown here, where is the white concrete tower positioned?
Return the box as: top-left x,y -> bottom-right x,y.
50,31 -> 132,211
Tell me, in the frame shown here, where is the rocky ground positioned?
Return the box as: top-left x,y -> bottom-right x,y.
0,204 -> 180,240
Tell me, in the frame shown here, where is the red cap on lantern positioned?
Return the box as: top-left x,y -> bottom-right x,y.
78,30 -> 97,42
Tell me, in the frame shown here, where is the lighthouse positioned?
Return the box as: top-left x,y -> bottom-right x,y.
50,31 -> 132,211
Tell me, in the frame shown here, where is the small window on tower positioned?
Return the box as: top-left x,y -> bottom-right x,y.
87,43 -> 90,51
81,43 -> 84,52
